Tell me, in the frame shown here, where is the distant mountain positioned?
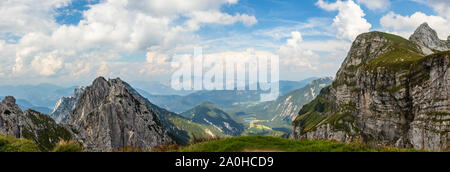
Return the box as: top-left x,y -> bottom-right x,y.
139,78 -> 320,113
50,86 -> 85,123
279,78 -> 319,95
181,102 -> 245,136
259,77 -> 333,123
0,84 -> 77,108
135,88 -> 183,111
129,81 -> 196,96
0,96 -> 52,114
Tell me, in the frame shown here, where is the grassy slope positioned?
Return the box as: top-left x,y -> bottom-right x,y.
176,136 -> 421,152
0,135 -> 40,152
0,134 -> 83,152
364,32 -> 424,72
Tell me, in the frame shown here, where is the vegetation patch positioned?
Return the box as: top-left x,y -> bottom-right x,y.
23,110 -> 73,151
52,140 -> 83,152
365,46 -> 424,72
168,115 -> 227,141
426,112 -> 450,117
171,136 -> 421,152
293,87 -> 335,132
0,135 -> 40,152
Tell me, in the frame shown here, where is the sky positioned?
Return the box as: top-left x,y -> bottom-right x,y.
0,0 -> 449,86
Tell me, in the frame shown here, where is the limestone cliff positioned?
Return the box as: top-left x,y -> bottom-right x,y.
65,77 -> 189,152
291,23 -> 449,151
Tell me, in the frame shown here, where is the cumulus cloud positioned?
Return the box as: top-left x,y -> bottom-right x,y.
380,11 -> 450,39
412,0 -> 450,19
0,0 -> 257,83
428,0 -> 450,19
0,0 -> 71,36
316,0 -> 372,41
31,52 -> 63,76
146,51 -> 169,64
278,31 -> 318,70
357,0 -> 390,10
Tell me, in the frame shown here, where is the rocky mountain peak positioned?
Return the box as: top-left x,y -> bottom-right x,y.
291,28 -> 450,151
91,76 -> 110,91
409,22 -> 449,54
50,86 -> 86,123
336,31 -> 406,77
0,96 -> 22,117
65,76 -> 182,151
1,96 -> 16,106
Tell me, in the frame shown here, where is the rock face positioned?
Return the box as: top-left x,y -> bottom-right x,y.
409,23 -> 449,55
0,96 -> 72,151
0,97 -> 23,138
181,102 -> 244,136
66,77 -> 188,152
291,24 -> 449,151
262,77 -> 333,123
50,86 -> 85,123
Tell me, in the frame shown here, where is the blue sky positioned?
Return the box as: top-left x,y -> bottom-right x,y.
0,0 -> 449,86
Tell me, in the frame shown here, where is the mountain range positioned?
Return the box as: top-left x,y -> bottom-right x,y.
0,23 -> 448,152
0,84 -> 77,109
139,78 -> 320,113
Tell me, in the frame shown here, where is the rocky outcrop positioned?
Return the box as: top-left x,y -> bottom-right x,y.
50,86 -> 85,123
291,24 -> 449,151
65,77 -> 188,152
0,97 -> 24,138
410,23 -> 449,55
0,96 -> 72,151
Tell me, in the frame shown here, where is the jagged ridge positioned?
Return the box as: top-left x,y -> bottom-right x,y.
65,77 -> 189,151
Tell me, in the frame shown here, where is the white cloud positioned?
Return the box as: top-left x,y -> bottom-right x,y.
380,11 -> 450,39
0,40 -> 4,50
254,17 -> 334,41
146,51 -> 168,64
428,0 -> 450,19
0,0 -> 257,83
0,0 -> 71,36
411,0 -> 450,19
316,0 -> 372,41
299,40 -> 351,54
278,31 -> 318,70
185,10 -> 257,30
126,0 -> 238,16
31,52 -> 63,76
357,0 -> 390,10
